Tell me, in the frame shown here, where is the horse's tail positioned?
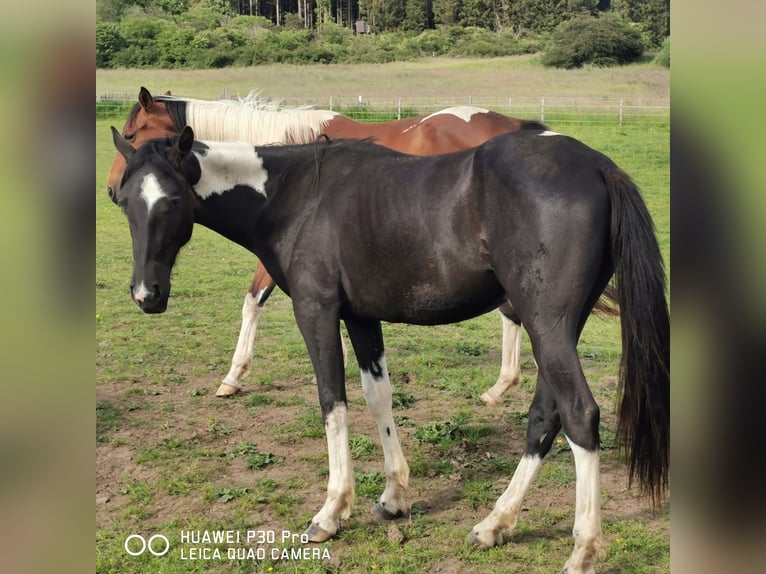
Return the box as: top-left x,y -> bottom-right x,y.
604,167 -> 670,508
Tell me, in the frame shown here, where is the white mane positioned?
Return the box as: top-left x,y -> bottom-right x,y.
173,94 -> 338,145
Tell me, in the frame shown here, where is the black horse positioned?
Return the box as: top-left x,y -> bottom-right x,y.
111,125 -> 669,574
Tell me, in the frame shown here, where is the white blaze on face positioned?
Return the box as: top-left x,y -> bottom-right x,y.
194,143 -> 269,199
539,130 -> 562,136
140,173 -> 168,214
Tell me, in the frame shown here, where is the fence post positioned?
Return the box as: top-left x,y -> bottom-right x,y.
397,98 -> 401,120
541,97 -> 545,123
329,96 -> 333,112
468,95 -> 473,106
619,98 -> 624,126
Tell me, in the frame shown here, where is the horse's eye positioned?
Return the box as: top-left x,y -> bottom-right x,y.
124,133 -> 136,143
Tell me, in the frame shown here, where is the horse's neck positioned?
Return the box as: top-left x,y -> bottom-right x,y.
194,142 -> 267,192
190,143 -> 312,255
185,101 -> 337,145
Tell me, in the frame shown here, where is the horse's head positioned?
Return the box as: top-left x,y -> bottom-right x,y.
111,125 -> 197,314
107,87 -> 177,203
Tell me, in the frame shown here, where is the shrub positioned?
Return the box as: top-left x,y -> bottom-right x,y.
654,36 -> 669,67
96,21 -> 124,68
541,14 -> 644,68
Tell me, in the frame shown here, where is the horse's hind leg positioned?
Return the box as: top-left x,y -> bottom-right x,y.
531,330 -> 604,574
481,305 -> 523,405
344,317 -> 410,520
217,265 -> 275,396
468,377 -> 559,547
471,323 -> 604,573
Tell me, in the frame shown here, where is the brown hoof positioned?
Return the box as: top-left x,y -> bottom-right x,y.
480,391 -> 500,405
466,529 -> 503,548
372,502 -> 405,520
304,522 -> 335,543
216,382 -> 242,397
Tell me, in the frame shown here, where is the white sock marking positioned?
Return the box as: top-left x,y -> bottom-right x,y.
312,403 -> 354,532
360,354 -> 409,512
470,454 -> 542,545
564,435 -> 603,573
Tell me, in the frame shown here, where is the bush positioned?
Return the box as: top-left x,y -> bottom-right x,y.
96,21 -> 124,68
541,14 -> 644,68
654,36 -> 669,67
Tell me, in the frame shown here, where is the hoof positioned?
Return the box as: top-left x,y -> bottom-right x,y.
372,503 -> 405,520
466,529 -> 503,549
216,382 -> 242,397
480,391 -> 500,405
304,522 -> 335,543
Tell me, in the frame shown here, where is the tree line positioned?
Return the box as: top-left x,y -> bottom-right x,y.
97,0 -> 669,68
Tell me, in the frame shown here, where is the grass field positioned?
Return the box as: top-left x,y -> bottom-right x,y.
96,64 -> 669,574
96,55 -> 670,101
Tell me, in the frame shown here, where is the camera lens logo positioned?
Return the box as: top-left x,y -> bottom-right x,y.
124,534 -> 170,556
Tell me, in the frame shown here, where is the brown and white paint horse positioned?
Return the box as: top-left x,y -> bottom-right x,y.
108,88 -> 555,401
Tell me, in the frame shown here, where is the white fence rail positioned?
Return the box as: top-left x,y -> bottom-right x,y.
98,94 -> 669,126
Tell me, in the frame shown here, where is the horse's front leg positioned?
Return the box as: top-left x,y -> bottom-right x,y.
292,298 -> 354,542
345,318 -> 410,519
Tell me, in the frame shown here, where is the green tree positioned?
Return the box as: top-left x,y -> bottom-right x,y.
432,0 -> 459,26
184,0 -> 232,30
360,0 -> 405,31
541,13 -> 644,68
458,0 -> 497,29
96,21 -> 125,67
612,0 -> 669,47
506,0 -> 570,34
403,0 -> 430,31
113,16 -> 169,66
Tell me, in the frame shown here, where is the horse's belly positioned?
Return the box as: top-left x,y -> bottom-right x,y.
342,271 -> 505,325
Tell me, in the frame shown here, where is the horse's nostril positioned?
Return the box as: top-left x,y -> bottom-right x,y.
108,186 -> 114,199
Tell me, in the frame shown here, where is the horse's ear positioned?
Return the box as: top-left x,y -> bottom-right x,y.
164,90 -> 172,96
178,126 -> 195,158
111,126 -> 135,162
167,126 -> 195,168
138,86 -> 154,110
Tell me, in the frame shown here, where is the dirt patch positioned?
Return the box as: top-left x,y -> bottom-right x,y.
97,369 -> 668,569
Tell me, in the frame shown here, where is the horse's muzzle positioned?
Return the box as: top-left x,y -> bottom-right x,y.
131,282 -> 167,314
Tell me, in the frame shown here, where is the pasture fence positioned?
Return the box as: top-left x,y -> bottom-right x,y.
97,93 -> 669,126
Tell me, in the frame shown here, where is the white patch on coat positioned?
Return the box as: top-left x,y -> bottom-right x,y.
420,106 -> 490,123
193,143 -> 269,198
140,173 -> 167,214
539,130 -> 562,136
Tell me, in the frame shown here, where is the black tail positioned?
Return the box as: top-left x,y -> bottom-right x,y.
605,168 -> 670,508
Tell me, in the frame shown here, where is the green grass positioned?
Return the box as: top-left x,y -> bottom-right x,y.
96,55 -> 669,101
96,83 -> 668,573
